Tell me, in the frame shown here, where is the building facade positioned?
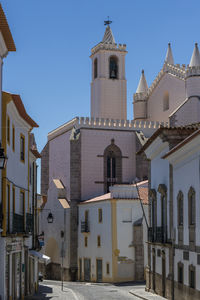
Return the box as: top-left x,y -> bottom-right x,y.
0,92 -> 40,300
78,181 -> 148,283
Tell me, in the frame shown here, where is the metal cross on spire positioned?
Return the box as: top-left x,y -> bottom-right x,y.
104,16 -> 112,26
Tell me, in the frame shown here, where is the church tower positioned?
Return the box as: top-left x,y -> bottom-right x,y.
90,23 -> 127,120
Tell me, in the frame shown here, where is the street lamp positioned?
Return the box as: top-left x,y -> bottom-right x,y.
47,212 -> 54,223
0,144 -> 7,169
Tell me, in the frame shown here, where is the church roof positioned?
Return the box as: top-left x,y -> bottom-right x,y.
189,43 -> 200,67
102,25 -> 115,44
136,70 -> 148,93
165,43 -> 174,65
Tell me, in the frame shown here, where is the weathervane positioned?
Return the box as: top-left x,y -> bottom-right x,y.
104,16 -> 112,26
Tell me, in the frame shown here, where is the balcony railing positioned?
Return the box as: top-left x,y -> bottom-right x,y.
13,213 -> 24,233
26,213 -> 33,233
81,221 -> 90,233
148,226 -> 168,244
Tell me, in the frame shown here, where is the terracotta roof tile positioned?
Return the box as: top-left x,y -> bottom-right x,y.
138,187 -> 148,205
0,4 -> 16,51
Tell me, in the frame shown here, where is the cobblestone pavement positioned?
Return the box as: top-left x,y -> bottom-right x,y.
26,280 -> 146,300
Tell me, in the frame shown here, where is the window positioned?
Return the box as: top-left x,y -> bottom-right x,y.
20,190 -> 25,216
188,187 -> 195,225
189,265 -> 195,289
20,134 -> 25,162
183,251 -> 189,261
97,235 -> 101,247
163,91 -> 169,111
84,236 -> 88,247
178,263 -> 183,284
12,125 -> 15,151
94,58 -> 98,79
109,56 -> 118,79
7,116 -> 10,144
177,191 -> 183,226
106,263 -> 110,274
98,208 -> 102,223
104,140 -> 122,193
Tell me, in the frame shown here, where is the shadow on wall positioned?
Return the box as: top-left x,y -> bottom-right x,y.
45,237 -> 60,280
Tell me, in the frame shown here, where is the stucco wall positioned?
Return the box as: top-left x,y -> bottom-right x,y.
170,97 -> 200,127
81,129 -> 136,200
78,201 -> 113,281
147,73 -> 185,122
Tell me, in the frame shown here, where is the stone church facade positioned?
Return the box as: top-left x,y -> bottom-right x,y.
40,24 -> 198,281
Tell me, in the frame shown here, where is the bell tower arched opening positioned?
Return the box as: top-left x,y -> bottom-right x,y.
94,58 -> 98,79
109,55 -> 118,79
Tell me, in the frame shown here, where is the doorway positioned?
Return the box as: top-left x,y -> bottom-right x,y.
96,259 -> 103,282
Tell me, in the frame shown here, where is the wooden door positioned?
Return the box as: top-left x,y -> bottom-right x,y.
84,258 -> 91,281
96,259 -> 102,282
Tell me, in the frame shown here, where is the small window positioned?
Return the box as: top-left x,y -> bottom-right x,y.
94,58 -> 98,79
12,125 -> 15,151
188,187 -> 195,225
157,249 -> 161,257
84,236 -> 88,247
163,91 -> 169,111
178,263 -> 183,284
97,235 -> 101,247
177,191 -> 183,226
106,263 -> 110,274
7,116 -> 10,144
98,208 -> 102,223
197,254 -> 200,265
183,251 -> 189,261
189,265 -> 195,289
20,190 -> 25,216
20,134 -> 25,162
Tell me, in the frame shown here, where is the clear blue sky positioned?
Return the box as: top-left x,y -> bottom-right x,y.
1,0 -> 200,190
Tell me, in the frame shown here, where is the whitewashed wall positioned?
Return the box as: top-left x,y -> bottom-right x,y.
78,200 -> 113,281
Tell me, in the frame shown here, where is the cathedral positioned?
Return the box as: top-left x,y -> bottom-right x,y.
40,23 -> 200,280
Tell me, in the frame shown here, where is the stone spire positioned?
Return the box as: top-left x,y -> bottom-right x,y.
189,43 -> 200,67
165,43 -> 174,65
136,70 -> 148,94
102,25 -> 115,44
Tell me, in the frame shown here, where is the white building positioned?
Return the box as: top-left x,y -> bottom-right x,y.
139,125 -> 200,300
78,181 -> 148,283
0,92 -> 41,300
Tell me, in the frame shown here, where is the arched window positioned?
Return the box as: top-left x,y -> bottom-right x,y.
104,139 -> 122,193
163,91 -> 169,111
109,56 -> 118,79
94,58 -> 98,79
188,187 -> 195,225
177,191 -> 183,226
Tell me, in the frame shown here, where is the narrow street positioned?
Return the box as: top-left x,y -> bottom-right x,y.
27,280 -> 145,300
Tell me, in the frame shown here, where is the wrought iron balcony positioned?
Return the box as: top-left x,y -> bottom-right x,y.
148,226 -> 168,244
13,213 -> 24,233
81,221 -> 90,233
26,213 -> 33,233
